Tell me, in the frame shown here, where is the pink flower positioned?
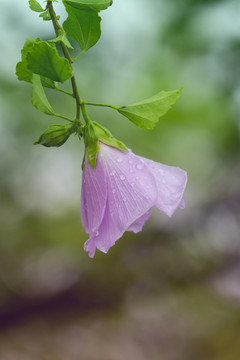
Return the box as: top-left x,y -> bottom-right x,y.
81,142 -> 187,257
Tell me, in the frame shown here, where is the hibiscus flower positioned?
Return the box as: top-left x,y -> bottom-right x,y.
81,142 -> 187,257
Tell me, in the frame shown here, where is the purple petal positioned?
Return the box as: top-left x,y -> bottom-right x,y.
84,200 -> 120,257
81,154 -> 107,234
143,158 -> 187,217
83,143 -> 157,256
127,209 -> 152,233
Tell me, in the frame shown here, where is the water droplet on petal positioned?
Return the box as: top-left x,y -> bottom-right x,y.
137,163 -> 143,170
94,230 -> 99,237
120,174 -> 125,180
110,170 -> 116,176
130,169 -> 134,173
129,160 -> 133,164
162,179 -> 166,184
123,197 -> 127,202
131,182 -> 135,187
112,189 -> 116,194
117,157 -> 123,163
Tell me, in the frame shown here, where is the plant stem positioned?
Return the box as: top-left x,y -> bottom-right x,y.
54,113 -> 74,122
81,104 -> 91,125
83,101 -> 119,110
55,86 -> 73,97
47,1 -> 82,123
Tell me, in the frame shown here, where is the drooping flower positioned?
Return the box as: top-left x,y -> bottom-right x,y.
81,142 -> 187,258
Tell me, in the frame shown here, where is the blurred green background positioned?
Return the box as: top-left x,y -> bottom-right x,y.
0,0 -> 240,359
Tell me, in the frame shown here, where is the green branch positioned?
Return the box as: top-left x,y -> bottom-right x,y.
81,104 -> 91,125
47,1 -> 82,123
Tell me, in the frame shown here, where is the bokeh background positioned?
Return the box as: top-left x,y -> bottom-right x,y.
1,0 -> 240,359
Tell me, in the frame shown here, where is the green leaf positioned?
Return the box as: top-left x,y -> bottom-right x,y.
34,124 -> 72,147
63,3 -> 101,52
31,73 -> 55,115
40,76 -> 57,89
16,38 -> 41,83
49,30 -> 74,50
84,123 -> 100,168
63,0 -> 112,12
118,88 -> 183,130
27,40 -> 73,83
92,122 -> 128,152
29,0 -> 44,12
16,38 -> 57,89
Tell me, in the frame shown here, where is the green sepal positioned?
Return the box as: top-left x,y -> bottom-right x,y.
49,29 -> 74,50
39,9 -> 52,20
33,124 -> 75,147
63,0 -> 112,12
26,40 -> 73,83
92,121 -> 128,152
31,73 -> 56,115
16,38 -> 57,89
29,0 -> 44,12
83,123 -> 100,168
63,2 -> 101,53
118,88 -> 183,130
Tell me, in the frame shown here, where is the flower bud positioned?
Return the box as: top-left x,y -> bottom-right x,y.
34,124 -> 71,147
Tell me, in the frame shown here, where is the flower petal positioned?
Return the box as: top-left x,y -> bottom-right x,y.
101,144 -> 157,227
127,208 -> 152,233
80,154 -> 107,233
84,200 -> 119,257
83,143 -> 158,256
143,158 -> 187,217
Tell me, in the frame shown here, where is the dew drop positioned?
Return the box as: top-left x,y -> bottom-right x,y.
131,182 -> 135,187
117,157 -> 123,163
137,163 -> 143,170
130,169 -> 134,173
112,189 -> 116,194
162,179 -> 166,184
94,230 -> 99,237
110,170 -> 116,176
120,174 -> 125,180
129,160 -> 133,164
123,197 -> 127,202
